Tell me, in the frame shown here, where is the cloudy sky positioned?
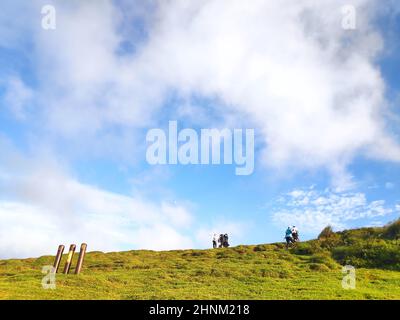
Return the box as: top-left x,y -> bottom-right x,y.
0,0 -> 399,259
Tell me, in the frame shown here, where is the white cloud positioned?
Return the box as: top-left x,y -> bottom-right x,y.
136,0 -> 400,176
2,77 -> 33,120
0,174 -> 196,258
33,0 -> 166,137
0,199 -> 194,260
0,142 -> 196,258
161,202 -> 193,228
272,187 -> 396,233
0,2 -> 35,49
8,0 -> 396,187
385,182 -> 395,189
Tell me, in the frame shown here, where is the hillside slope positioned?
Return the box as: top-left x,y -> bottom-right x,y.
1,222 -> 399,300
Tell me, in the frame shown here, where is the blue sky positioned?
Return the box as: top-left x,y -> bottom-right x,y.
0,0 -> 399,258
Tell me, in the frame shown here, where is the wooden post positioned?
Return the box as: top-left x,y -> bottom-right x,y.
74,243 -> 87,275
63,244 -> 76,274
53,245 -> 65,273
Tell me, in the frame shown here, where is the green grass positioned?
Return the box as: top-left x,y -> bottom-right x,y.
1,242 -> 400,300
1,220 -> 399,300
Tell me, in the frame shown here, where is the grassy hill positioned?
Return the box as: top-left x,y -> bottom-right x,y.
1,221 -> 399,300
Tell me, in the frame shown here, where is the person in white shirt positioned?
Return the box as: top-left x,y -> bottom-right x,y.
212,234 -> 218,248
291,226 -> 299,242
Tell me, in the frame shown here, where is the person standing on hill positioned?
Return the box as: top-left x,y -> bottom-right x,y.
218,234 -> 224,248
212,234 -> 218,249
223,234 -> 230,247
285,226 -> 293,248
291,226 -> 299,242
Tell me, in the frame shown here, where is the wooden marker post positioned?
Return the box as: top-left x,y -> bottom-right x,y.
74,243 -> 87,275
53,245 -> 65,273
63,244 -> 76,274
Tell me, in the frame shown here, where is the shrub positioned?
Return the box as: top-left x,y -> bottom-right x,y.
382,219 -> 400,240
332,240 -> 400,270
292,241 -> 322,255
319,233 -> 342,249
318,226 -> 335,239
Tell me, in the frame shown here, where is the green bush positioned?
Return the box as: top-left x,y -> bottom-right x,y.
319,233 -> 342,249
382,219 -> 400,240
292,241 -> 322,255
332,240 -> 400,270
318,226 -> 335,239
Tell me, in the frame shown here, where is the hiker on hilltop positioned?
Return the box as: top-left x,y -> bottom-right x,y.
291,226 -> 299,242
212,234 -> 218,249
217,233 -> 230,248
285,226 -> 293,249
223,234 -> 230,247
218,234 -> 224,248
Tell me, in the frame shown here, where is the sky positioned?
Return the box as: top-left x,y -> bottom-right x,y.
0,0 -> 399,259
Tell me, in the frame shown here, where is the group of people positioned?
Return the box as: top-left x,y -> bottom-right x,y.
211,226 -> 300,249
285,226 -> 299,248
212,233 -> 230,248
